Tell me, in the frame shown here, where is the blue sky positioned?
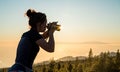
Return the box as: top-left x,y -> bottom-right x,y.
0,0 -> 120,68
0,0 -> 120,43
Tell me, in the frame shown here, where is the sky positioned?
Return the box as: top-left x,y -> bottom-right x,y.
0,0 -> 120,68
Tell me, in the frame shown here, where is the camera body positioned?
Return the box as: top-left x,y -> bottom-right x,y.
47,22 -> 61,31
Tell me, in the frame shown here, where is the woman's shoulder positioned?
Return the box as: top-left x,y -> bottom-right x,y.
22,29 -> 43,41
22,29 -> 37,36
22,30 -> 31,37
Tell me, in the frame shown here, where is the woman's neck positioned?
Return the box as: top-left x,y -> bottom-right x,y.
31,28 -> 38,32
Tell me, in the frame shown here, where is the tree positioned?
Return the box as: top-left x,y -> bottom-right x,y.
116,49 -> 120,65
88,48 -> 93,66
48,59 -> 55,72
68,64 -> 72,72
115,49 -> 120,72
89,48 -> 93,59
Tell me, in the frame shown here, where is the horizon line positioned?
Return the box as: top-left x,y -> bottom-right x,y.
56,41 -> 120,44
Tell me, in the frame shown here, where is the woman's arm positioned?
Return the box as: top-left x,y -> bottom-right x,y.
36,29 -> 55,52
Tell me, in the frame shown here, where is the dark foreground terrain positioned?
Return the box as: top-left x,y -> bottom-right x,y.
1,49 -> 120,72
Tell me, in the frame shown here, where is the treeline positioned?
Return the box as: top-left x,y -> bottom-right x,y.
33,49 -> 120,72
0,49 -> 120,72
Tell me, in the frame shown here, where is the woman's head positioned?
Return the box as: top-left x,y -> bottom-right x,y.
26,9 -> 47,32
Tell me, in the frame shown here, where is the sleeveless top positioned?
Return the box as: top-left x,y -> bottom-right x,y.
15,29 -> 43,69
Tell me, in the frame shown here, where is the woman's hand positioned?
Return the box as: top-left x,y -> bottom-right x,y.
47,22 -> 56,35
42,26 -> 55,39
48,28 -> 55,36
42,31 -> 49,39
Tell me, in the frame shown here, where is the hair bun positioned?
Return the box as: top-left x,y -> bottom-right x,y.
26,9 -> 36,18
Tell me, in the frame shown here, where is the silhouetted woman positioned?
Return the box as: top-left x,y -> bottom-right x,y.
8,9 -> 55,72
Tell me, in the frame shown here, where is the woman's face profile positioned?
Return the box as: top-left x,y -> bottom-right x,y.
37,20 -> 47,32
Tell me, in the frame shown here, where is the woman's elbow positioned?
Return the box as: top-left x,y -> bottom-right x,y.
47,49 -> 54,53
46,47 -> 54,53
48,51 -> 54,53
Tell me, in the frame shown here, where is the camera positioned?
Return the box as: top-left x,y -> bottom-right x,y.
47,22 -> 61,31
